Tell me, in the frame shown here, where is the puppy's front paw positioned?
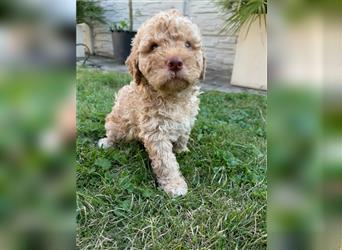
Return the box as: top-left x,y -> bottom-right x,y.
98,138 -> 113,149
161,177 -> 188,197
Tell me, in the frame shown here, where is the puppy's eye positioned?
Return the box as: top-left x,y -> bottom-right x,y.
185,41 -> 192,48
150,43 -> 159,51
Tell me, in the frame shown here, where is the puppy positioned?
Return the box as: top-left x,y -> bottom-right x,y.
98,10 -> 205,196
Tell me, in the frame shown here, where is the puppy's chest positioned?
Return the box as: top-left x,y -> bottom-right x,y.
156,98 -> 199,140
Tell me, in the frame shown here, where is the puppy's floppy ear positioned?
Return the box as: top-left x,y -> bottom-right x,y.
125,35 -> 143,85
200,56 -> 206,81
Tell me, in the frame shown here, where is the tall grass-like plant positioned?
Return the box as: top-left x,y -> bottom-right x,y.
76,0 -> 106,55
216,0 -> 267,34
128,0 -> 133,31
76,0 -> 106,25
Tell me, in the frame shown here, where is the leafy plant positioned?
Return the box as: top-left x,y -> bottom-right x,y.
216,0 -> 267,34
109,20 -> 129,32
76,0 -> 106,25
109,0 -> 133,32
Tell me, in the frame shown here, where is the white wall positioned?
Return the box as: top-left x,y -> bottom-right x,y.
93,0 -> 236,72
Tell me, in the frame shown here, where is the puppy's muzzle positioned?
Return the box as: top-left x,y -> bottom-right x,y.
166,57 -> 183,72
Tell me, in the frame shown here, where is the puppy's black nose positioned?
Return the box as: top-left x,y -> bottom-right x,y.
167,57 -> 183,72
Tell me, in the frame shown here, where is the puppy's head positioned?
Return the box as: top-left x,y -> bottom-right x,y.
126,10 -> 206,93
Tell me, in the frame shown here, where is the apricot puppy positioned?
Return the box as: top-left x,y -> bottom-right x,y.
98,10 -> 205,196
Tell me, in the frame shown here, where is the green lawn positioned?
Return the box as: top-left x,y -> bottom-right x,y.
76,68 -> 267,249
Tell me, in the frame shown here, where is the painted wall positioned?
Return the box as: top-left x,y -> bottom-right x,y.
92,0 -> 236,72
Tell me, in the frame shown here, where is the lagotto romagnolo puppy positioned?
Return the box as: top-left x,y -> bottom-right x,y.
98,9 -> 206,196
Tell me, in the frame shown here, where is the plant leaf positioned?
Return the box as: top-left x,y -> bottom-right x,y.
95,158 -> 111,169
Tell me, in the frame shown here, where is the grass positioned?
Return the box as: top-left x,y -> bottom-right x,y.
76,68 -> 267,249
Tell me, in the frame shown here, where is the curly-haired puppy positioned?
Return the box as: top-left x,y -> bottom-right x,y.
98,10 -> 206,196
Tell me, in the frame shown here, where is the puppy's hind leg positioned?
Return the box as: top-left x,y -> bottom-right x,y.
98,137 -> 113,149
98,113 -> 127,149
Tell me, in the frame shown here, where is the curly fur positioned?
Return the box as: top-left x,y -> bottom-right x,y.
98,10 -> 206,196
